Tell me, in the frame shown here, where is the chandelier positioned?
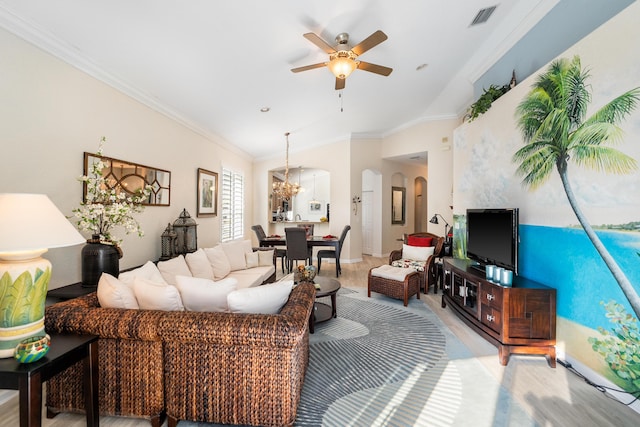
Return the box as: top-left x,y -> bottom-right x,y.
273,132 -> 302,201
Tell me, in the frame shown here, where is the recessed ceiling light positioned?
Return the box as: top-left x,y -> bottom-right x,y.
260,107 -> 270,113
416,63 -> 428,71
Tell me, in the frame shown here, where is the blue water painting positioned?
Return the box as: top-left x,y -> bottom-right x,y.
519,225 -> 640,330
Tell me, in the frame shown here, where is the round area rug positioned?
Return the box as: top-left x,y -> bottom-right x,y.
295,289 -> 454,426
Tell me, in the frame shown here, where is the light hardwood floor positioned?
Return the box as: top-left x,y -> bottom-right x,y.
1,256 -> 638,426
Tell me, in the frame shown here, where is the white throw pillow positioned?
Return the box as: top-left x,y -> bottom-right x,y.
227,280 -> 293,314
157,255 -> 192,286
97,273 -> 139,309
174,275 -> 238,312
118,261 -> 167,286
221,239 -> 252,271
402,244 -> 435,262
185,248 -> 214,280
204,245 -> 232,280
258,250 -> 274,267
245,251 -> 259,268
133,278 -> 184,311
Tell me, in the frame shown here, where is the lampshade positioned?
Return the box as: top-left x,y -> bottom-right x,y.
328,51 -> 358,79
0,193 -> 85,260
0,193 -> 84,358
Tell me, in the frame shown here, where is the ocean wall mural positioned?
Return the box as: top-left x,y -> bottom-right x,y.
452,2 -> 640,399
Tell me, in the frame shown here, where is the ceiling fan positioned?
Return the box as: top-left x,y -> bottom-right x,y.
291,30 -> 393,90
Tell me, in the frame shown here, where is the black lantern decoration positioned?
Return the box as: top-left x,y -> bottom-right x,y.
160,223 -> 178,260
173,209 -> 198,256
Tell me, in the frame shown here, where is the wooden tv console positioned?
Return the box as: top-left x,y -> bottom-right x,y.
442,258 -> 557,367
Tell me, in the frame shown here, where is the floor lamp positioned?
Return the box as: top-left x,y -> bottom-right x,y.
429,213 -> 451,243
0,193 -> 85,358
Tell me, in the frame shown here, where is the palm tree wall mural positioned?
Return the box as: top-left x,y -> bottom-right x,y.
513,56 -> 640,319
451,5 -> 640,403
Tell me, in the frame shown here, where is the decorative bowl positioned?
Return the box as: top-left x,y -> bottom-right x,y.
14,334 -> 50,363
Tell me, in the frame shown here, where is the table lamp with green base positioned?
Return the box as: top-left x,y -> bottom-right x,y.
0,193 -> 85,358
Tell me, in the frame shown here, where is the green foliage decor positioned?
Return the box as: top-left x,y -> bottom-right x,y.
0,267 -> 50,328
589,300 -> 640,390
467,84 -> 510,122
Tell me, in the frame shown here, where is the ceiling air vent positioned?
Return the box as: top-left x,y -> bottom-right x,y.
470,5 -> 497,26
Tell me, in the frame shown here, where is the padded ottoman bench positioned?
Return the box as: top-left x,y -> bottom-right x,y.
367,265 -> 420,306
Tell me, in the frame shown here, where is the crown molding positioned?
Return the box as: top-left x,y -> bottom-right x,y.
0,5 -> 252,161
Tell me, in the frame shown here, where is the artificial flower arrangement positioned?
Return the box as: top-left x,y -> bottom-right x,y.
72,137 -> 151,248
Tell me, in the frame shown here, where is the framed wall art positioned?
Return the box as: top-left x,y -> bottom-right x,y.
197,168 -> 218,217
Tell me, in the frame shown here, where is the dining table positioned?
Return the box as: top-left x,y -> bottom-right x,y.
259,235 -> 341,274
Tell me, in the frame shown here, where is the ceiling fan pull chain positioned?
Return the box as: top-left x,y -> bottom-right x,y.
339,91 -> 344,113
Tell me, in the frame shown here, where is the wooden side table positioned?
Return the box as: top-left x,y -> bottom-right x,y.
0,334 -> 99,427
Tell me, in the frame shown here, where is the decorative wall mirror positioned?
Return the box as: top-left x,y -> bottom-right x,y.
84,152 -> 171,206
392,186 -> 406,225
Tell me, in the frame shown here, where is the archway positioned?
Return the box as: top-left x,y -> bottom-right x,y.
414,176 -> 428,232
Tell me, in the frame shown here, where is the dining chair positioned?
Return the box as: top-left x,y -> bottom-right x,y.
284,227 -> 312,273
251,224 -> 286,273
317,225 -> 351,277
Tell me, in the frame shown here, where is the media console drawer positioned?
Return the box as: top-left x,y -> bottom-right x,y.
442,258 -> 557,367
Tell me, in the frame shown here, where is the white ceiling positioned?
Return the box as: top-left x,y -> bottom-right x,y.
0,0 -> 558,160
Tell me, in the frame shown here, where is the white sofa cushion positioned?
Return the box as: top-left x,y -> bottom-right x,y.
227,280 -> 293,314
118,261 -> 167,286
174,275 -> 238,312
185,248 -> 215,280
204,245 -> 231,280
245,251 -> 259,268
133,278 -> 184,311
157,255 -> 192,286
402,244 -> 435,262
258,250 -> 274,266
228,265 -> 275,289
221,239 -> 252,271
97,273 -> 139,309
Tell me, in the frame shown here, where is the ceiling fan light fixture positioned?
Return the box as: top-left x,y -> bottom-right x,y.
328,51 -> 358,79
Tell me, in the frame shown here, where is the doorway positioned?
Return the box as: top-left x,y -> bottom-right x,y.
362,169 -> 382,256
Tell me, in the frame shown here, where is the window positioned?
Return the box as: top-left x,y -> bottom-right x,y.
220,167 -> 244,242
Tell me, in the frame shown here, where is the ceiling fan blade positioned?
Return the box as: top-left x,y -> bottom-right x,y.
335,77 -> 346,90
303,33 -> 336,54
351,30 -> 388,56
291,63 -> 327,73
358,61 -> 393,76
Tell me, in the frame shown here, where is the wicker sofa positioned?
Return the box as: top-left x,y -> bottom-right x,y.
44,283 -> 316,427
389,232 -> 444,294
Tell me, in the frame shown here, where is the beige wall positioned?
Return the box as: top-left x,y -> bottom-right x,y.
0,28 -> 253,289
2,24 -> 460,286
383,118 -> 458,234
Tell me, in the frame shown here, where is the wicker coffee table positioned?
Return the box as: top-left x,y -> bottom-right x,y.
306,276 -> 341,333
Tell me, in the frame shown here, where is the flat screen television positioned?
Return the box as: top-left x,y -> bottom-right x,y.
466,208 -> 519,275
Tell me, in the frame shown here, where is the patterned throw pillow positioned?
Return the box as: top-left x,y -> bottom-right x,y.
392,259 -> 427,272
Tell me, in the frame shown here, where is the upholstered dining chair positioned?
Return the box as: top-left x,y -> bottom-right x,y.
284,227 -> 312,273
317,225 -> 351,277
251,224 -> 286,273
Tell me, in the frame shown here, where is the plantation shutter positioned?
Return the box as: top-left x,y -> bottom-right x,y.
221,167 -> 244,241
